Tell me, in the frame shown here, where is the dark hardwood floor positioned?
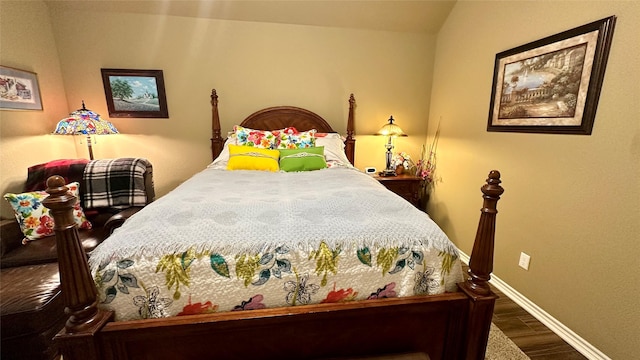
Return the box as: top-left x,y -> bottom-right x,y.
489,282 -> 588,360
458,263 -> 587,359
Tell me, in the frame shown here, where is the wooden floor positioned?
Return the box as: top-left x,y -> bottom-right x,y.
490,284 -> 588,360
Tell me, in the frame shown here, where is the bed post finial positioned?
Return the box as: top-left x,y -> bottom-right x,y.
211,89 -> 223,161
345,93 -> 356,165
211,88 -> 218,105
463,170 -> 504,296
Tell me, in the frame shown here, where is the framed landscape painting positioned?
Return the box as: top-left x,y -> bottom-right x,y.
0,66 -> 43,110
487,16 -> 616,135
101,69 -> 169,118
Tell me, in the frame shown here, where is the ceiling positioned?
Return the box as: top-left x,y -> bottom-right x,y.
44,0 -> 457,34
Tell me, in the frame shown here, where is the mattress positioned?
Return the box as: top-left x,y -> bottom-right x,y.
90,167 -> 463,321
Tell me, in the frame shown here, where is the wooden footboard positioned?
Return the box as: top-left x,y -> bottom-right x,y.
43,170 -> 503,360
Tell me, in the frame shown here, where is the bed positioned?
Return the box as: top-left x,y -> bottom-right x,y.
43,90 -> 504,360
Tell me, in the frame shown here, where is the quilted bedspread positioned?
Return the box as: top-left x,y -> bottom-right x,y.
90,167 -> 463,321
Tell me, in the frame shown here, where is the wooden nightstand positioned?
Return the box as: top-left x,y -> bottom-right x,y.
373,173 -> 421,208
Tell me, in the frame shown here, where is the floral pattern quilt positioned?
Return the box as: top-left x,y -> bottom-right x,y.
95,242 -> 463,320
90,167 -> 464,321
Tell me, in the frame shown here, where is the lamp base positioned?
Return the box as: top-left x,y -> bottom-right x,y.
379,169 -> 397,177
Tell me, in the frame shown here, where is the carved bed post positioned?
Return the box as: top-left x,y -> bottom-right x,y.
458,170 -> 504,360
43,176 -> 113,360
211,89 -> 224,160
345,93 -> 356,165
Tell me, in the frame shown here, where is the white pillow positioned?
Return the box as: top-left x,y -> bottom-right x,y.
315,133 -> 353,168
208,136 -> 235,169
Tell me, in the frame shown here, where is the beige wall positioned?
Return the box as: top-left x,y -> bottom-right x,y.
45,4 -> 434,206
0,1 -> 76,217
429,1 -> 639,358
1,2 -> 435,219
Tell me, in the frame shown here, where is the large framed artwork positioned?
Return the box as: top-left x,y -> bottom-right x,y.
487,16 -> 616,135
101,68 -> 169,118
0,66 -> 43,110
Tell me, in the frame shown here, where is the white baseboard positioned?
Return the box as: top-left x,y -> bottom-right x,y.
458,252 -> 610,360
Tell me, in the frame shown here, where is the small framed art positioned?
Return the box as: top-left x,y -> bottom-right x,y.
0,66 -> 43,110
487,16 -> 616,135
101,68 -> 169,118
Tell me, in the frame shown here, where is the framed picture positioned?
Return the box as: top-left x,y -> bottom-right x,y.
101,69 -> 169,118
487,16 -> 616,135
0,66 -> 43,110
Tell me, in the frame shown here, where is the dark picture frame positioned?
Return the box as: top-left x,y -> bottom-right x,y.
101,68 -> 169,118
487,16 -> 616,135
0,65 -> 43,110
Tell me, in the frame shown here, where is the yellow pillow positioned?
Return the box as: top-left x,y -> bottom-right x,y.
227,144 -> 280,171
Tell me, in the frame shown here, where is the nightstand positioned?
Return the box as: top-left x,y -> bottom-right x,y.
373,173 -> 421,208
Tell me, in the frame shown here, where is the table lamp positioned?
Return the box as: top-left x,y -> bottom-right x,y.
53,101 -> 119,160
376,115 -> 407,176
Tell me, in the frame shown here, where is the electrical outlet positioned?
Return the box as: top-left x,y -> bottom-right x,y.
518,252 -> 531,270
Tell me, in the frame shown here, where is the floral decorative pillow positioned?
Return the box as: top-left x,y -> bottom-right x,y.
3,182 -> 92,242
276,127 -> 317,149
233,125 -> 279,149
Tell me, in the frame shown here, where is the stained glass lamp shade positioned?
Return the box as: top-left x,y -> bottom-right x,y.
53,101 -> 118,160
376,115 -> 407,176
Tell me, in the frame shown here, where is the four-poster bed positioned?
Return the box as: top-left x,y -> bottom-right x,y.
43,89 -> 504,359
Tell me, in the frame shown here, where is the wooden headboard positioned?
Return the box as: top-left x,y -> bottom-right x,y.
210,90 -> 356,164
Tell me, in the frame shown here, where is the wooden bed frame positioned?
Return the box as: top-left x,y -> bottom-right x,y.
43,90 -> 504,360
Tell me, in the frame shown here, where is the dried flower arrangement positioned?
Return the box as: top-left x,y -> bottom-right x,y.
415,122 -> 440,197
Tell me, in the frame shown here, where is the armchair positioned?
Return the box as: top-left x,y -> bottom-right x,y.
0,158 -> 154,360
2,158 -> 154,268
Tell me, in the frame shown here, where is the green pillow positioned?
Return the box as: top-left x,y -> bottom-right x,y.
279,146 -> 327,172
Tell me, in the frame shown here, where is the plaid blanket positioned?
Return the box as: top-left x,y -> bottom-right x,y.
83,158 -> 151,209
25,159 -> 89,192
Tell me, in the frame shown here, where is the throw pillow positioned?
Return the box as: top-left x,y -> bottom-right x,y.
279,146 -> 327,172
276,128 -> 317,149
227,144 -> 280,171
3,182 -> 92,242
233,125 -> 279,149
